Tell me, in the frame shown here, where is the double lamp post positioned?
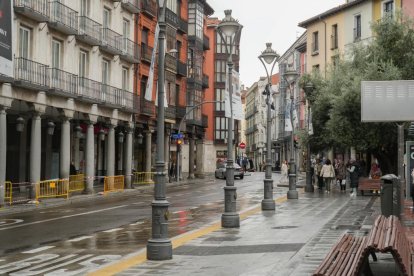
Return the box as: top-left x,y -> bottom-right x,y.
216,10 -> 243,228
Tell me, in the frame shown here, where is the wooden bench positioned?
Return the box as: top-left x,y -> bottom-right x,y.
358,178 -> 381,196
313,234 -> 371,276
314,215 -> 413,276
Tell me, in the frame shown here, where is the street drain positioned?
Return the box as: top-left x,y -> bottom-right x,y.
271,226 -> 298,229
331,225 -> 361,230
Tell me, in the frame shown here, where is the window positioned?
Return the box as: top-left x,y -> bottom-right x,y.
187,89 -> 202,120
167,81 -> 176,106
166,0 -> 177,13
103,7 -> 111,28
215,117 -> 228,140
214,60 -> 226,82
166,25 -> 176,53
331,55 -> 339,68
122,67 -> 129,91
331,24 -> 338,50
80,0 -> 89,16
188,3 -> 204,39
52,39 -> 62,69
312,31 -> 319,54
141,27 -> 149,46
79,50 -> 88,78
19,26 -> 31,59
383,0 -> 394,17
123,19 -> 130,38
215,88 -> 225,111
354,15 -> 361,41
102,59 -> 110,84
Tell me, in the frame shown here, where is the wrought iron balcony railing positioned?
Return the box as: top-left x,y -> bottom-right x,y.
14,57 -> 49,90
178,17 -> 188,33
49,68 -> 77,97
177,60 -> 187,77
141,0 -> 157,17
121,0 -> 140,14
121,38 -> 140,63
48,1 -> 78,35
100,28 -> 123,55
77,16 -> 102,46
77,77 -> 102,102
141,43 -> 153,63
165,53 -> 177,73
165,8 -> 178,27
13,0 -> 49,22
140,99 -> 155,116
165,106 -> 176,120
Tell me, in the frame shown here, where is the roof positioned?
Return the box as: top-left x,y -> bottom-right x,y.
298,0 -> 367,28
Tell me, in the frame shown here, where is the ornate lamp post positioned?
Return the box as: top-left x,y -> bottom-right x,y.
304,82 -> 315,193
216,10 -> 243,228
258,43 -> 279,210
146,0 -> 172,260
284,69 -> 299,199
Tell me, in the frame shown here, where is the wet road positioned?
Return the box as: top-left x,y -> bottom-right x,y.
0,172 -> 284,275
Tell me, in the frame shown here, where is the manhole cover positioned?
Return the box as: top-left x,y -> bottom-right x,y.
271,226 -> 298,229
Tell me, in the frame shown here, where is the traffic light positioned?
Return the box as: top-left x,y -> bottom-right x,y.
177,138 -> 183,145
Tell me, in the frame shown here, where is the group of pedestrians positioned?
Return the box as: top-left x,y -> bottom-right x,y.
312,158 -> 362,196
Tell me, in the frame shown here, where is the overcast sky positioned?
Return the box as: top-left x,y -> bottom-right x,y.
207,0 -> 344,88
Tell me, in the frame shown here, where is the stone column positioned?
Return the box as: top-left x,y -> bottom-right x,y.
60,118 -> 71,179
164,131 -> 169,179
195,139 -> 205,178
117,132 -> 123,175
107,125 -> 115,177
144,130 -> 152,181
188,135 -> 195,179
84,121 -> 95,194
30,112 -> 42,199
0,107 -> 7,206
124,127 -> 133,189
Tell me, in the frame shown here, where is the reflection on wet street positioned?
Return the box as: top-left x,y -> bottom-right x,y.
0,173 -> 284,275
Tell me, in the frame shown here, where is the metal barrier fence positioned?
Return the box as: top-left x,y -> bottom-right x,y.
133,172 -> 155,185
104,175 -> 124,194
69,174 -> 85,192
4,181 -> 12,206
36,179 -> 69,201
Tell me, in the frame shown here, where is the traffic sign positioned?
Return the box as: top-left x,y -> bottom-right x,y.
172,134 -> 178,139
239,142 -> 246,149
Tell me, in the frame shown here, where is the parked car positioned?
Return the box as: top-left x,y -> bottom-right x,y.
215,162 -> 244,179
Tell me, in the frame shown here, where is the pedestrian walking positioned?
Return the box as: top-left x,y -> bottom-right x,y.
348,159 -> 360,197
316,159 -> 324,190
320,159 -> 335,193
280,160 -> 288,184
335,160 -> 346,191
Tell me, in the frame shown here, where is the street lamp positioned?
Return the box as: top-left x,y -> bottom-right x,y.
284,68 -> 299,199
304,82 -> 315,193
217,10 -> 242,228
258,43 -> 279,211
146,0 -> 172,261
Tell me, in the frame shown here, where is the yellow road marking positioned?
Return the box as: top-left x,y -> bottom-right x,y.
88,195 -> 288,276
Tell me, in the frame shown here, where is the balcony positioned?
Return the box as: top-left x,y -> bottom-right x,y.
48,1 -> 78,35
120,38 -> 140,63
121,0 -> 140,14
178,17 -> 188,34
14,57 -> 49,91
140,99 -> 155,117
141,0 -> 157,17
141,43 -> 153,63
100,28 -> 123,56
48,68 -> 77,97
202,115 -> 208,128
77,77 -> 102,103
203,35 -> 210,50
202,74 -> 209,88
165,8 -> 179,27
177,60 -> 187,77
187,118 -> 202,127
245,125 -> 258,135
176,106 -> 186,119
165,106 -> 176,120
76,16 -> 102,46
14,0 -> 49,22
165,53 -> 177,73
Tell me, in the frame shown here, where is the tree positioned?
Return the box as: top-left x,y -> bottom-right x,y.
303,13 -> 414,173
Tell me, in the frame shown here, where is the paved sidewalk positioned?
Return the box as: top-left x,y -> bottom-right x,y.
88,189 -> 399,276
